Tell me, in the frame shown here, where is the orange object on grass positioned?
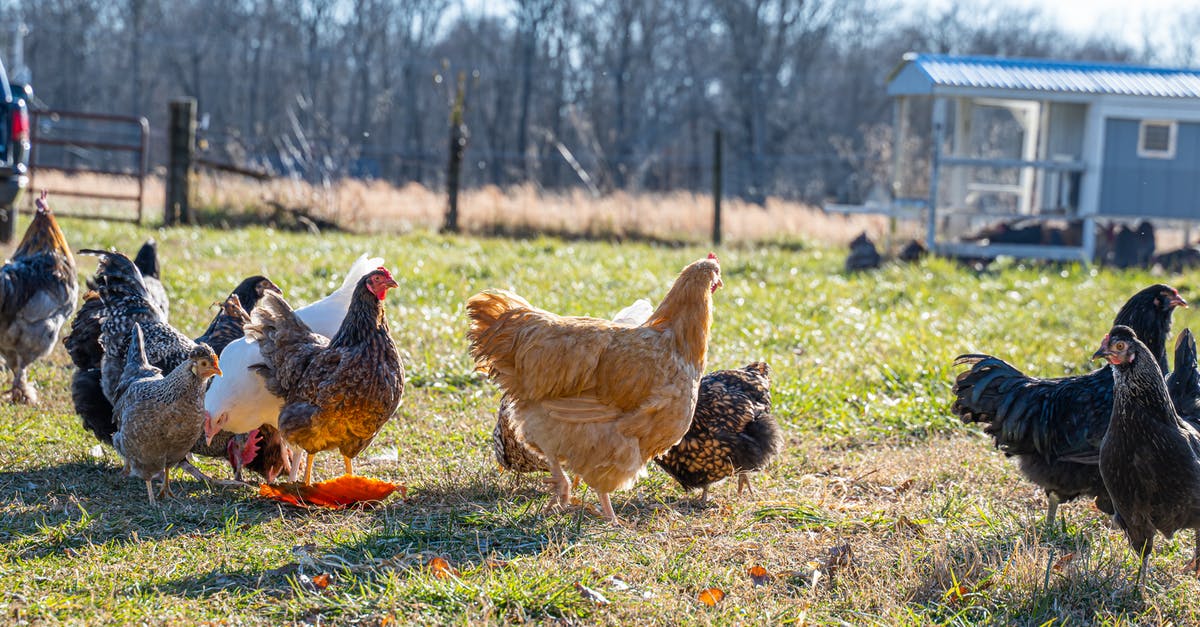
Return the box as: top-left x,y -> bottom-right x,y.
258,475 -> 402,508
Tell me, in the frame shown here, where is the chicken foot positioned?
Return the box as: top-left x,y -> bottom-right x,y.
737,474 -> 755,496
597,492 -> 626,526
8,359 -> 35,405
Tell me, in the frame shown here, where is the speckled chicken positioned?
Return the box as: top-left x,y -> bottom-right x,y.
1168,329 -> 1200,424
1096,325 -> 1200,588
0,193 -> 77,404
245,268 -> 403,485
112,325 -> 222,504
952,284 -> 1185,525
655,362 -> 780,500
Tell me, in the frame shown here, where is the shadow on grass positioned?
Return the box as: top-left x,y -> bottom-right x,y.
0,459 -> 306,559
900,520 -> 1147,625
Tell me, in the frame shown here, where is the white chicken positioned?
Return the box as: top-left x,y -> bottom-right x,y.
203,254 -> 382,479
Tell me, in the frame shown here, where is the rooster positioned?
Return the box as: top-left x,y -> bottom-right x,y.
0,192 -> 77,404
953,284 -> 1185,526
244,267 -> 403,485
203,254 -> 383,479
1095,325 -> 1200,589
467,254 -> 722,524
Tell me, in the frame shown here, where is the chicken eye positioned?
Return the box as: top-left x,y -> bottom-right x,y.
1114,341 -> 1128,352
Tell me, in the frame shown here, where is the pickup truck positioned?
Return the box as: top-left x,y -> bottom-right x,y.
0,57 -> 30,242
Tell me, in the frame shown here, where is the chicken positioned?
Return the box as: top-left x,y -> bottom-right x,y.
467,254 -> 722,524
492,298 -> 654,474
112,324 -> 222,504
1168,329 -> 1200,424
952,284 -> 1186,526
203,255 -> 383,450
68,249 -> 199,448
654,362 -> 781,501
0,192 -> 77,404
244,267 -> 403,485
1095,325 -> 1200,588
845,232 -> 881,271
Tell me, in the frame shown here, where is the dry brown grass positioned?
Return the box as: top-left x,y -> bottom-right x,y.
29,170 -> 893,246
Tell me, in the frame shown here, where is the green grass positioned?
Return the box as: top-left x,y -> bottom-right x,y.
2,216 -> 1200,624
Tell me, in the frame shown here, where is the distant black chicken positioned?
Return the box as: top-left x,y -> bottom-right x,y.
845,232 -> 882,271
1168,329 -> 1200,424
1096,325 -> 1200,587
655,362 -> 781,500
952,284 -> 1186,525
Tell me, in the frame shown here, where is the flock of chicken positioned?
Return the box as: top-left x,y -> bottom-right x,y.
953,283 -> 1200,587
0,196 -> 781,524
13,191 -> 1200,580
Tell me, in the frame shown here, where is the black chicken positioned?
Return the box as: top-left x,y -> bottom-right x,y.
655,362 -> 781,501
952,284 -> 1186,526
1168,329 -> 1200,424
1096,325 -> 1200,588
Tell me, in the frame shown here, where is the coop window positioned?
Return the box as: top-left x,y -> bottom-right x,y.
1138,120 -> 1176,159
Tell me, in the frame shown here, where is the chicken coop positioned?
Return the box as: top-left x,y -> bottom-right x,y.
830,53 -> 1200,262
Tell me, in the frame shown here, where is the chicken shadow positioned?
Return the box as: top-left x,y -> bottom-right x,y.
154,483 -> 597,601
0,459 -> 305,560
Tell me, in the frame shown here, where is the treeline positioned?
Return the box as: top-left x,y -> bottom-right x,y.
6,0 -> 1196,203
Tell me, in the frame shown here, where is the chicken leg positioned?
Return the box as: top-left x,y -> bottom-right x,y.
158,471 -> 174,499
8,356 -> 35,405
597,491 -> 621,525
737,474 -> 754,495
303,453 -> 316,486
343,455 -> 353,476
544,457 -> 571,513
145,479 -> 157,506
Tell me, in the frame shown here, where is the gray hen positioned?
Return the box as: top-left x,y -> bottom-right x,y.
0,194 -> 77,404
1096,325 -> 1200,589
112,325 -> 222,505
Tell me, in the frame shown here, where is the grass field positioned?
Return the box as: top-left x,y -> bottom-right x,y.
2,214 -> 1200,625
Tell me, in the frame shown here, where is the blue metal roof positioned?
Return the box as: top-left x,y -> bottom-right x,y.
888,53 -> 1200,99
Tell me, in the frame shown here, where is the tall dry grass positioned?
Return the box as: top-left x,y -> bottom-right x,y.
30,170 -> 893,246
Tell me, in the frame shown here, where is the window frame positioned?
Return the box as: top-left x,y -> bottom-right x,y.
1137,119 -> 1177,159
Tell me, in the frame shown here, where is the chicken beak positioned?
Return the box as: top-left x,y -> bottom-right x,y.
1092,335 -> 1111,362
1171,294 -> 1189,308
210,356 -> 223,378
204,411 -> 229,446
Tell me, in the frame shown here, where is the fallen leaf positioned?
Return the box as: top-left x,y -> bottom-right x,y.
259,476 -> 402,509
484,558 -> 511,570
697,587 -> 725,606
575,582 -> 610,605
311,573 -> 332,589
1051,552 -> 1076,572
894,478 -> 915,493
747,565 -> 772,587
428,557 -> 459,579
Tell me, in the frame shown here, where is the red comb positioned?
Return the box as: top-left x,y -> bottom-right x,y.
707,252 -> 718,261
240,429 -> 262,466
375,266 -> 394,278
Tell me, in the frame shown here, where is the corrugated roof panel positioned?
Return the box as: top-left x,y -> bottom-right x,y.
894,54 -> 1200,98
